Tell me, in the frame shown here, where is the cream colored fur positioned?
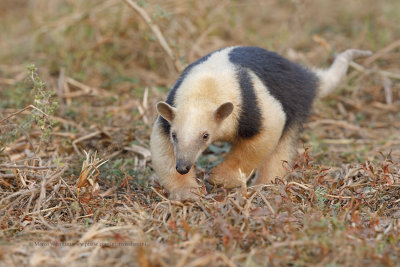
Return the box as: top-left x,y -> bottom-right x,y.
254,125 -> 299,184
150,47 -> 372,201
315,49 -> 372,98
206,71 -> 286,188
150,123 -> 200,200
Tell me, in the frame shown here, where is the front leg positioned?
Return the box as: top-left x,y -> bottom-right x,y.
207,131 -> 281,188
150,121 -> 201,201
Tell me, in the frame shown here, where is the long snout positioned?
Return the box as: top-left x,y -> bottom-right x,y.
176,159 -> 192,175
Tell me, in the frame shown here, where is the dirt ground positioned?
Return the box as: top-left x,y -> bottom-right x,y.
0,0 -> 399,266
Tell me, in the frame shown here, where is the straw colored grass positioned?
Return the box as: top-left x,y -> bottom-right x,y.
1,0 -> 400,266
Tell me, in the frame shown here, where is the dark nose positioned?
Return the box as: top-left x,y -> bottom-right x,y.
176,160 -> 191,175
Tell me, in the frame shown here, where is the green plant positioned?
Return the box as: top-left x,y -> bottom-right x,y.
0,64 -> 58,151
27,64 -> 58,145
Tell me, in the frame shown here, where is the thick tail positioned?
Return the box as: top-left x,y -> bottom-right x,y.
315,49 -> 372,98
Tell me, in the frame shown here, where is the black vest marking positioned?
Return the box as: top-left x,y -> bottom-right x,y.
235,67 -> 262,138
158,50 -> 218,135
229,46 -> 318,130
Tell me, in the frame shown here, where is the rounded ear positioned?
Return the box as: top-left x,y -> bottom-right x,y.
214,102 -> 234,122
156,101 -> 176,123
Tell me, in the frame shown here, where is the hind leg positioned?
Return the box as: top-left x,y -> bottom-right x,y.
254,127 -> 298,184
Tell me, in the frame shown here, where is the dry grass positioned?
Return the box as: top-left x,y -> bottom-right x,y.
0,0 -> 400,266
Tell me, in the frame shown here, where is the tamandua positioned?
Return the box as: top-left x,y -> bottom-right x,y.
150,46 -> 371,200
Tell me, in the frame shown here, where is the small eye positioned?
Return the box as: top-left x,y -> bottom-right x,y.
171,132 -> 177,141
202,133 -> 209,141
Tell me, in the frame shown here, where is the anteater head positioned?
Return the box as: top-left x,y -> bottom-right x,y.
156,101 -> 233,175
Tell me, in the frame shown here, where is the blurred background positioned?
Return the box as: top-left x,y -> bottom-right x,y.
2,0 -> 400,83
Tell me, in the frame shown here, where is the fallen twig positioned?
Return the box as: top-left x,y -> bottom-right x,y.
350,61 -> 400,80
63,77 -> 116,98
266,240 -> 319,251
176,234 -> 202,267
0,105 -> 49,125
124,0 -> 183,72
25,205 -> 66,216
308,119 -> 369,136
257,191 -> 276,215
72,131 -> 102,155
0,164 -> 59,170
364,39 -> 400,65
124,144 -> 151,161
